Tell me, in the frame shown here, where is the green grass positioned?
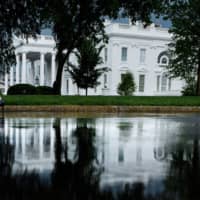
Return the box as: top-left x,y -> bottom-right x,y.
3,95 -> 200,106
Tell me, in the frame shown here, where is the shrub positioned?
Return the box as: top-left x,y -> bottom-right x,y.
36,86 -> 55,95
7,84 -> 37,95
117,72 -> 136,96
182,79 -> 197,96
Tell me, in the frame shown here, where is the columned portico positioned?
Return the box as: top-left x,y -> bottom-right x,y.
10,35 -> 57,92
11,51 -> 56,89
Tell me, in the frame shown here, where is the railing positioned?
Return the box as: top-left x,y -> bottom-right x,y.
44,36 -> 53,40
36,35 -> 53,41
153,90 -> 181,96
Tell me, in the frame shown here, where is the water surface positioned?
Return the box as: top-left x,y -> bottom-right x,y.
1,114 -> 200,200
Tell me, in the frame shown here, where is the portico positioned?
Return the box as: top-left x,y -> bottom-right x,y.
4,35 -> 57,94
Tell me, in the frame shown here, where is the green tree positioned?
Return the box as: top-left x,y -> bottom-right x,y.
47,0 -> 109,94
181,77 -> 197,96
67,39 -> 108,96
164,0 -> 200,95
46,0 -> 165,94
0,0 -> 46,71
117,72 -> 136,96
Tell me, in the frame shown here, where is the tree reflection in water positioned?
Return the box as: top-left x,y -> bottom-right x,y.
51,118 -> 102,200
161,132 -> 200,200
1,118 -> 200,200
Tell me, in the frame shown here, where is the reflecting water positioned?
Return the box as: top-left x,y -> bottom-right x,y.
1,114 -> 200,200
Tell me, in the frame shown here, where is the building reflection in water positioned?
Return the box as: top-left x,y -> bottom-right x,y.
1,115 -> 200,200
3,117 -> 177,182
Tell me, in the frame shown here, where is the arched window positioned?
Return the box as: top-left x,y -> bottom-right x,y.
161,73 -> 168,91
156,72 -> 172,92
160,56 -> 168,65
157,51 -> 169,66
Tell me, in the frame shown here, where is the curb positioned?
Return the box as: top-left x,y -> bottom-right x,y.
3,105 -> 200,113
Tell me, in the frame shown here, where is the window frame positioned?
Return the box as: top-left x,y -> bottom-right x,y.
104,47 -> 108,63
121,47 -> 128,62
139,74 -> 145,92
140,48 -> 146,64
159,55 -> 169,66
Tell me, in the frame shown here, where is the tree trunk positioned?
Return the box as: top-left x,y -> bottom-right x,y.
77,86 -> 80,95
53,51 -> 71,95
85,88 -> 88,96
53,118 -> 62,165
196,56 -> 200,96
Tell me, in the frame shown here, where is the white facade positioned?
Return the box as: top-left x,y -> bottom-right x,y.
3,22 -> 185,95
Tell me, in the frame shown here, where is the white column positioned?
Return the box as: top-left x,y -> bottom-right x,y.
40,52 -> 45,86
15,128 -> 19,158
16,54 -> 20,83
4,72 -> 8,94
39,125 -> 44,159
22,52 -> 27,83
21,129 -> 26,160
160,74 -> 163,92
31,61 -> 35,84
50,125 -> 54,159
10,66 -> 14,86
51,53 -> 56,86
4,118 -> 8,137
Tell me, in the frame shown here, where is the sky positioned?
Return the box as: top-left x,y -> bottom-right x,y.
41,16 -> 171,35
113,16 -> 171,27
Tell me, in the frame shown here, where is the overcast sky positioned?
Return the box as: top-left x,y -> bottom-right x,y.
41,16 -> 171,35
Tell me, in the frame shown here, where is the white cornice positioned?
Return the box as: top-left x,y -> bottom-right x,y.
108,33 -> 171,42
16,43 -> 55,49
138,68 -> 149,73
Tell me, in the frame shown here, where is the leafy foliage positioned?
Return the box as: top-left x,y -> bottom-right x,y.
36,86 -> 55,95
165,0 -> 200,95
46,0 -> 165,94
67,39 -> 109,96
7,84 -> 37,95
0,0 -> 47,71
7,84 -> 54,95
47,0 -> 109,94
1,0 -> 166,94
117,72 -> 136,96
182,78 -> 197,96
119,0 -> 165,25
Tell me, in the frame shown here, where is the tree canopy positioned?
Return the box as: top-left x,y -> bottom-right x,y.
0,0 -> 47,71
47,0 -> 110,94
1,0 -> 167,94
165,0 -> 200,95
46,0 -> 166,94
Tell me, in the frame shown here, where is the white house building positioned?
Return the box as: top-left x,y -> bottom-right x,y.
3,21 -> 184,95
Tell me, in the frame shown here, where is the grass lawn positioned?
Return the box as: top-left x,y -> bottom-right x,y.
3,95 -> 200,106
